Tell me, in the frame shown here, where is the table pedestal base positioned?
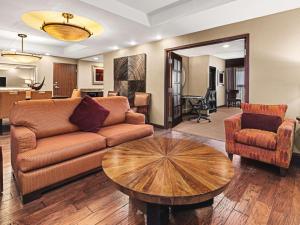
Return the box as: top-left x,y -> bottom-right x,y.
147,203 -> 169,225
146,198 -> 214,225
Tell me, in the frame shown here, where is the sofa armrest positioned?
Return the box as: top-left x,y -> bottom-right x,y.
276,119 -> 295,168
224,113 -> 242,153
11,126 -> 36,171
125,111 -> 145,124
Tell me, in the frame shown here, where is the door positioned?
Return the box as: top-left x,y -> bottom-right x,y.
209,66 -> 216,90
170,52 -> 182,127
53,63 -> 77,97
235,67 -> 245,102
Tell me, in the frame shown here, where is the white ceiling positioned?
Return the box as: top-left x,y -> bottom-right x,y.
81,55 -> 104,63
0,0 -> 299,59
117,0 -> 180,14
174,39 -> 245,59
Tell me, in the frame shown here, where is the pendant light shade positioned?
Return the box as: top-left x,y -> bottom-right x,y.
22,11 -> 103,42
1,34 -> 42,63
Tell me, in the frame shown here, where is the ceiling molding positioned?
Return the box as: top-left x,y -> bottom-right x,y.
79,0 -> 150,26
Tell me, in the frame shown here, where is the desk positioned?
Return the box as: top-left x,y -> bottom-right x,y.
181,95 -> 211,122
181,95 -> 204,115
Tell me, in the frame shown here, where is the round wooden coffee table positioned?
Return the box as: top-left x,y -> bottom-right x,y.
102,137 -> 234,225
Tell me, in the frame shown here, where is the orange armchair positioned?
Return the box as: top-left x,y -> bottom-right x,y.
224,103 -> 295,176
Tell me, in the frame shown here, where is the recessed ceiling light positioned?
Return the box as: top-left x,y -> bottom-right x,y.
93,57 -> 99,60
156,35 -> 162,40
129,41 -> 137,46
112,46 -> 119,50
10,49 -> 16,52
45,53 -> 50,56
222,44 -> 230,48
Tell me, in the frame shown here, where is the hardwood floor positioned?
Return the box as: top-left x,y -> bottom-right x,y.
1,129 -> 300,225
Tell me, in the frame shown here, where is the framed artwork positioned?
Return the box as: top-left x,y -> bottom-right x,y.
218,71 -> 225,86
114,54 -> 146,105
92,66 -> 104,85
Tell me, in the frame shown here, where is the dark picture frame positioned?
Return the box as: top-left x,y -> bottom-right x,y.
218,71 -> 225,86
92,66 -> 104,85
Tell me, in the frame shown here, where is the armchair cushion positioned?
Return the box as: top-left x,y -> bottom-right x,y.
234,129 -> 277,150
241,113 -> 282,133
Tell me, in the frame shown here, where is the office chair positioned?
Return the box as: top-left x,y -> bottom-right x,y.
189,89 -> 212,123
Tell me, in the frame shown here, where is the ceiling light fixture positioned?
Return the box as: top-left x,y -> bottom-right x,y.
41,13 -> 92,42
1,34 -> 42,63
222,44 -> 230,48
93,57 -> 99,60
22,11 -> 103,42
156,35 -> 162,40
45,53 -> 50,56
112,46 -> 119,50
129,41 -> 137,46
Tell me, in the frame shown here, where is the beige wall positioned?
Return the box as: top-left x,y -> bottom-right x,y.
181,55 -> 225,106
188,55 -> 209,96
36,56 -> 77,91
77,60 -> 104,89
0,56 -> 105,93
104,8 -> 300,128
0,67 -> 34,87
209,56 -> 226,106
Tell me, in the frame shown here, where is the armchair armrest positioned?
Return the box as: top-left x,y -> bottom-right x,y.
10,125 -> 36,171
276,119 -> 296,168
125,111 -> 145,124
224,113 -> 242,153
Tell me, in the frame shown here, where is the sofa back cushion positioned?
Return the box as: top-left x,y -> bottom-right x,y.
241,113 -> 282,133
241,103 -> 287,120
93,96 -> 130,127
10,98 -> 81,138
10,96 -> 130,138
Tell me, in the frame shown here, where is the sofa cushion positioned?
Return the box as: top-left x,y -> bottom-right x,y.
98,123 -> 154,147
234,129 -> 277,150
241,113 -> 282,133
17,132 -> 106,172
10,98 -> 81,138
70,96 -> 110,132
93,96 -> 130,127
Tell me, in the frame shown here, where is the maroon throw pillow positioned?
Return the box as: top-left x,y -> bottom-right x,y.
241,113 -> 282,133
69,96 -> 110,132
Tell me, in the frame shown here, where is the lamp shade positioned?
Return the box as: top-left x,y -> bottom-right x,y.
22,11 -> 103,42
1,52 -> 42,63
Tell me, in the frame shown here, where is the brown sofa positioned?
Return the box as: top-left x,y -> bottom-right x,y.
10,96 -> 154,203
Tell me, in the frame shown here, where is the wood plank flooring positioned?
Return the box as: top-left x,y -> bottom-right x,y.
1,129 -> 300,225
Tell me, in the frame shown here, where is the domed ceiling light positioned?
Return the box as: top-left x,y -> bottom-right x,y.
22,11 -> 103,42
1,34 -> 42,63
